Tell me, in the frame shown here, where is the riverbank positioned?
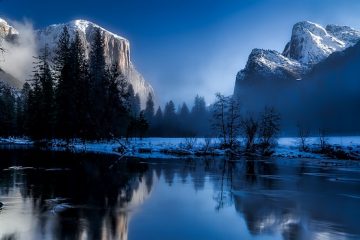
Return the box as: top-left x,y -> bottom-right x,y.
2,136 -> 360,160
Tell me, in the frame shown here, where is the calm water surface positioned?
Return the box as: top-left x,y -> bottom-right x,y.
0,146 -> 360,240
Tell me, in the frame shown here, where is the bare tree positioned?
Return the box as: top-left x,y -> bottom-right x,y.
183,137 -> 197,150
319,128 -> 328,151
211,93 -> 242,149
297,122 -> 310,151
203,137 -> 212,153
212,93 -> 228,145
241,114 -> 258,152
258,106 -> 281,155
226,97 -> 242,148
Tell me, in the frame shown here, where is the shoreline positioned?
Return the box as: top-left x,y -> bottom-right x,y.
1,136 -> 360,161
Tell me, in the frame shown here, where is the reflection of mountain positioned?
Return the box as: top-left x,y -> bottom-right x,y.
230,160 -> 360,240
0,149 -> 153,240
0,148 -> 359,239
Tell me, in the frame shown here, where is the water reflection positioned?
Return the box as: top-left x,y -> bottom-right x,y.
0,146 -> 359,240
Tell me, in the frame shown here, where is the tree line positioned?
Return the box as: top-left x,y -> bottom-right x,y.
0,27 -> 154,141
0,26 -> 215,141
148,95 -> 211,137
0,26 -> 281,148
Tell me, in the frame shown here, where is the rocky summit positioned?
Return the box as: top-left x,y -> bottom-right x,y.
234,21 -> 360,97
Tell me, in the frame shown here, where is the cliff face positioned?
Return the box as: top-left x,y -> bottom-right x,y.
37,19 -> 154,107
282,21 -> 360,65
0,18 -> 154,106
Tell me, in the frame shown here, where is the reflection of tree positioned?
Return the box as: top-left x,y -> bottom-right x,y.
0,149 -> 153,240
1,148 -> 357,240
213,160 -> 234,211
231,159 -> 304,239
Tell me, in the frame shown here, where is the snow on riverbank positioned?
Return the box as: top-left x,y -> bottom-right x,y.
2,136 -> 360,160
0,137 -> 33,145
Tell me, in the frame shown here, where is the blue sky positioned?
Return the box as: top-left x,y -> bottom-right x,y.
1,0 -> 360,106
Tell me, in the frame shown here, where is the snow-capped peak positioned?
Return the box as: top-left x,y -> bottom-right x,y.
234,20 -> 360,93
42,19 -> 127,43
68,19 -> 126,41
248,49 -> 304,72
282,21 -> 352,65
0,18 -> 19,37
325,24 -> 360,47
235,48 -> 306,84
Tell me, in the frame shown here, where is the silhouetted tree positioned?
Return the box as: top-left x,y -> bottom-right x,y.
127,85 -> 140,117
54,26 -> 75,140
258,106 -> 281,155
212,93 -> 241,148
241,114 -> 258,152
144,93 -> 155,124
151,106 -> 163,136
27,45 -> 55,140
89,27 -> 107,139
15,82 -> 31,135
104,64 -> 129,137
163,100 -> 177,136
0,85 -> 15,136
137,111 -> 149,139
70,32 -> 91,139
297,121 -> 310,151
191,95 -> 208,135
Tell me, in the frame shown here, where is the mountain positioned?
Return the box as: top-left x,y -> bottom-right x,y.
233,21 -> 360,133
0,18 -> 18,41
0,18 -> 154,107
0,68 -> 23,88
0,19 -> 23,89
235,49 -> 307,84
234,21 -> 360,97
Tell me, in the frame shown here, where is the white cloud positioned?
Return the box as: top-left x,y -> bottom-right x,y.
0,19 -> 37,82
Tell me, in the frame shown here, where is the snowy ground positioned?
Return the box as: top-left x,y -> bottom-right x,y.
2,136 -> 360,160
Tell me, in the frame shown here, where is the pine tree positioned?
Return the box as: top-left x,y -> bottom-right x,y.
127,85 -> 140,118
0,85 -> 16,136
15,83 -> 30,136
137,111 -> 149,139
70,32 -> 91,139
89,27 -> 107,139
179,102 -> 191,136
155,106 -> 163,121
164,101 -> 176,120
191,95 -> 208,136
27,72 -> 42,139
163,100 -> 177,136
144,93 -> 155,124
28,45 -> 55,140
134,94 -> 141,117
54,26 -> 74,140
105,64 -> 127,138
152,106 -> 163,136
39,45 -> 56,139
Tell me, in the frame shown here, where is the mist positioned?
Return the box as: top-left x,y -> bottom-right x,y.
0,19 -> 37,82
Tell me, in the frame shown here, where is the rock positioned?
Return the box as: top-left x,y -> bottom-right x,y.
36,19 -> 155,107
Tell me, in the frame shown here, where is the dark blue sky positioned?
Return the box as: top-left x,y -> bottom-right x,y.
1,0 -> 360,105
